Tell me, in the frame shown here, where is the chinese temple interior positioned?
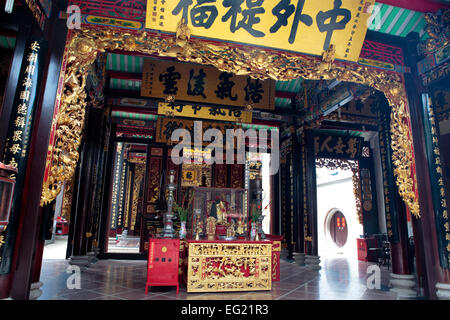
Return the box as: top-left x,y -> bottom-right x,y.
0,0 -> 449,303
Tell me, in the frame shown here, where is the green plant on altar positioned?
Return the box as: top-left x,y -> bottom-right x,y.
251,202 -> 261,223
174,189 -> 195,222
174,202 -> 188,222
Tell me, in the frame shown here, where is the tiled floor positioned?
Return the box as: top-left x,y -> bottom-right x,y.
38,252 -> 411,300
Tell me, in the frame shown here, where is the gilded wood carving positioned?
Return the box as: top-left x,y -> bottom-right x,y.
40,24 -> 420,218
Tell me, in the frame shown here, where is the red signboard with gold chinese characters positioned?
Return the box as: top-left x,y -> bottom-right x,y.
146,238 -> 180,294
266,235 -> 283,282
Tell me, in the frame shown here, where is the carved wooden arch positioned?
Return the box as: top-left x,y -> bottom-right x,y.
40,25 -> 420,219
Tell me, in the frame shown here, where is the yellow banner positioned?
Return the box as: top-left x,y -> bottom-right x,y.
146,0 -> 375,62
158,102 -> 253,123
142,58 -> 275,109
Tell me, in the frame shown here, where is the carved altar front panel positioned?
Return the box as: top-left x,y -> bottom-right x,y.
187,242 -> 272,293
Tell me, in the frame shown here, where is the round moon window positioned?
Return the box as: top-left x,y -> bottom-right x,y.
329,210 -> 348,247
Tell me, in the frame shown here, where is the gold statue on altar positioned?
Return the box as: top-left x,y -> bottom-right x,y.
195,220 -> 203,240
216,201 -> 226,224
226,221 -> 236,239
236,218 -> 245,236
206,216 -> 217,240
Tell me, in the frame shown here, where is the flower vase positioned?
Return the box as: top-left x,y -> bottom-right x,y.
258,214 -> 266,240
251,222 -> 257,241
179,221 -> 187,239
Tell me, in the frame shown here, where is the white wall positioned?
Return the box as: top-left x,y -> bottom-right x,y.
316,167 -> 363,259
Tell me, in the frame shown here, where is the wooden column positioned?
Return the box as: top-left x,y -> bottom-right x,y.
85,108 -> 104,255
0,23 -> 31,300
378,98 -> 411,275
98,123 -> 116,257
0,24 -> 31,161
70,107 -> 100,260
9,18 -> 68,299
292,132 -> 303,254
404,32 -> 450,299
305,129 -> 318,257
90,111 -> 110,254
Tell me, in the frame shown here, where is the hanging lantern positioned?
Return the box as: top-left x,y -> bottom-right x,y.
0,162 -> 17,231
5,0 -> 14,14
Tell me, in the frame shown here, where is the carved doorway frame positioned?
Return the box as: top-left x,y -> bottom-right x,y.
39,25 -> 420,221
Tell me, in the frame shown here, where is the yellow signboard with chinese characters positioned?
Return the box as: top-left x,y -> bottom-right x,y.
158,102 -> 253,123
155,116 -> 239,144
141,58 -> 275,109
145,0 -> 375,62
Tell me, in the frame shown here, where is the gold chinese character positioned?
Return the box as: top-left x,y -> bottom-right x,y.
25,65 -> 35,76
446,234 -> 450,241
439,178 -> 444,186
8,157 -> 18,168
447,243 -> 450,252
27,52 -> 38,64
388,230 -> 393,237
346,138 -> 358,158
14,116 -> 25,128
17,103 -> 28,115
443,209 -> 448,219
445,222 -> 450,232
0,235 -> 4,247
30,41 -> 40,52
334,137 -> 346,154
442,199 -> 447,208
434,147 -> 440,155
436,166 -> 442,175
320,136 -> 333,153
23,77 -> 33,88
441,188 -> 446,198
20,90 -> 30,102
12,130 -> 22,142
9,144 -> 21,155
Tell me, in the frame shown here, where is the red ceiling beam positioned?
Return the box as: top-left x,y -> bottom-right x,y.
275,91 -> 296,99
376,0 -> 449,12
107,70 -> 142,81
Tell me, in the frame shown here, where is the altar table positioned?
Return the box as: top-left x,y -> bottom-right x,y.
185,239 -> 273,293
